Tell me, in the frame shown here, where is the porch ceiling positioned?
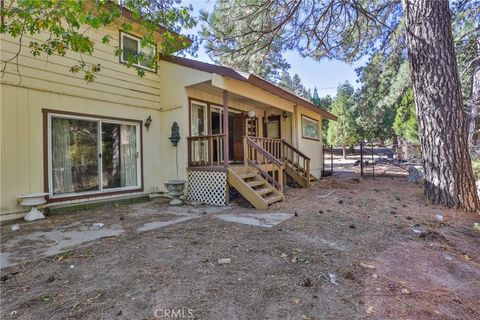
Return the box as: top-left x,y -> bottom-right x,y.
188,81 -> 286,112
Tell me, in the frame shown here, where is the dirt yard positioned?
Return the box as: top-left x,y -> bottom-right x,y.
1,169 -> 479,320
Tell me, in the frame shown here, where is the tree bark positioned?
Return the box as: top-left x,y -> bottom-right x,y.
404,0 -> 479,212
342,146 -> 347,160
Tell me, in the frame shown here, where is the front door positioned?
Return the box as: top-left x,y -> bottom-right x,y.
229,112 -> 245,162
263,115 -> 281,139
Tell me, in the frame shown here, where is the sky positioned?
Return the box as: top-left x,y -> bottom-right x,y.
183,0 -> 366,97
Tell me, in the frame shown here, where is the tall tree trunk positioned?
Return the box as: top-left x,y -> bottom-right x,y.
468,35 -> 480,152
342,146 -> 347,160
404,0 -> 479,212
392,135 -> 398,148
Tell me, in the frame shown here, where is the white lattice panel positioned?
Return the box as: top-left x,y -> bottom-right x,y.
187,170 -> 227,206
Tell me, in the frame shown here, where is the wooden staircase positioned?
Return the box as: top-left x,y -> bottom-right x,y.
283,141 -> 314,188
227,136 -> 314,209
228,166 -> 284,209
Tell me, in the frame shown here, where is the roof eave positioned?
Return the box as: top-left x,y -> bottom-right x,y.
159,56 -> 338,121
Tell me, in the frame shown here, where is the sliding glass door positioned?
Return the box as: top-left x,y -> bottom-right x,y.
102,123 -> 138,189
48,113 -> 141,198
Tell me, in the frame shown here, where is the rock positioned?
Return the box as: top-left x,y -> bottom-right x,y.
443,254 -> 453,261
435,214 -> 444,222
360,262 -> 376,269
218,258 -> 231,265
91,223 -> 104,229
411,228 -> 423,234
11,224 -> 20,231
473,223 -> 480,232
1,274 -> 12,282
408,166 -> 425,184
328,273 -> 338,285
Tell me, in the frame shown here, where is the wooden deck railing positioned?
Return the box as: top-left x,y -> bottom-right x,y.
244,136 -> 283,192
282,140 -> 311,184
187,134 -> 225,167
188,134 -> 311,187
248,137 -> 283,160
248,137 -> 311,184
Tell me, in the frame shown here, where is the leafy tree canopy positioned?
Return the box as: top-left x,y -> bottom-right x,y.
0,0 -> 196,82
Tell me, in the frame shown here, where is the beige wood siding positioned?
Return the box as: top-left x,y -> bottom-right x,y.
1,25 -> 162,109
0,25 -> 177,219
296,106 -> 323,178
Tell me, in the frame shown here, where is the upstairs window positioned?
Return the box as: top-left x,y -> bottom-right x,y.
120,32 -> 157,72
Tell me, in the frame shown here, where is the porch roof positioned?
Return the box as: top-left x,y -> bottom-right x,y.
160,55 -> 337,121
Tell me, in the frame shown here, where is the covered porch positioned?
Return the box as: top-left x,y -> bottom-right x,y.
185,80 -> 314,208
158,55 -> 335,209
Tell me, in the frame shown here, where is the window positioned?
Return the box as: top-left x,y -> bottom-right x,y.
48,113 -> 141,198
190,101 -> 208,136
302,115 -> 320,140
120,32 -> 157,71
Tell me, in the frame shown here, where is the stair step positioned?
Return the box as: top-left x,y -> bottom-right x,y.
256,187 -> 275,196
247,180 -> 265,188
264,195 -> 283,204
239,172 -> 257,180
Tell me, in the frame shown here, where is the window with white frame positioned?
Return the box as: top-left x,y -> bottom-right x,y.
120,32 -> 157,71
301,115 -> 320,140
48,113 -> 142,198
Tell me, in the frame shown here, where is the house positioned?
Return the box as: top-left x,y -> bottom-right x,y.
0,10 -> 336,221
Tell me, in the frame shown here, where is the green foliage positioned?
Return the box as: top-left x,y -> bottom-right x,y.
451,0 -> 480,103
1,0 -> 196,82
472,159 -> 480,180
199,0 -> 402,63
278,70 -> 310,98
327,82 -> 358,147
199,1 -> 290,82
392,88 -> 418,143
353,29 -> 407,142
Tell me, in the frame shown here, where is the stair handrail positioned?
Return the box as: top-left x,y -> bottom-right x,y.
248,137 -> 283,161
244,136 -> 283,192
282,140 -> 311,186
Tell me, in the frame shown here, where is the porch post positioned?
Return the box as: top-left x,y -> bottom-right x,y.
223,90 -> 229,168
